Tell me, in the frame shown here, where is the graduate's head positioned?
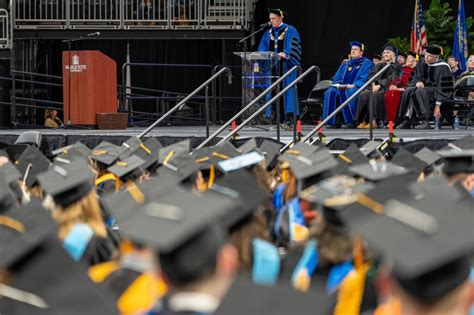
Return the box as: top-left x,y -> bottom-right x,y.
397,55 -> 406,66
447,56 -> 459,69
382,44 -> 397,63
406,51 -> 418,68
468,55 -> 474,71
268,8 -> 285,28
349,41 -> 365,59
425,45 -> 443,64
372,54 -> 382,65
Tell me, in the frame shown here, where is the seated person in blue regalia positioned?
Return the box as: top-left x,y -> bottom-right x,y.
322,41 -> 373,128
258,8 -> 302,128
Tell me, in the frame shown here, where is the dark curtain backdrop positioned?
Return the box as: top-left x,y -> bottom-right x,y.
255,0 -> 473,93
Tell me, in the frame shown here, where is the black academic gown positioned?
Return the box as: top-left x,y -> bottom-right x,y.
355,62 -> 402,124
81,234 -> 117,266
396,59 -> 454,123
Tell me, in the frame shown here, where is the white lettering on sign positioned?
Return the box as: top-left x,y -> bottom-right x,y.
65,55 -> 87,73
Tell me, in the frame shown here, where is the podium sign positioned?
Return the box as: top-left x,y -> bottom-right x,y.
234,51 -> 283,112
62,50 -> 117,125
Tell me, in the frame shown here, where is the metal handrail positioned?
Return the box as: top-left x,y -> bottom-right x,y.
215,66 -> 319,146
281,63 -> 392,150
194,65 -> 301,151
137,67 -> 232,139
11,70 -> 63,80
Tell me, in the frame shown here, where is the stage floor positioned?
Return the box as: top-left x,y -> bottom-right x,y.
0,125 -> 472,144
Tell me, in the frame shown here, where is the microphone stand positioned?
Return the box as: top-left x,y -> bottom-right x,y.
61,34 -> 100,129
238,24 -> 270,130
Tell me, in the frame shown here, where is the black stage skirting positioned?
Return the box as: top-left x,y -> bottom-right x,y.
0,128 -> 465,159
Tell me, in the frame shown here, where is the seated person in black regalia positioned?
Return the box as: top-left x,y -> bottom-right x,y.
396,45 -> 454,130
355,44 -> 402,129
397,51 -> 407,67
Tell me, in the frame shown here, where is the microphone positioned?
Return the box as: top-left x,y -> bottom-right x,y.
87,32 -> 101,37
260,22 -> 272,29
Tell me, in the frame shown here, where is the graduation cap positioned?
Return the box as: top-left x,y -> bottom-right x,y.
338,144 -> 370,166
0,162 -> 23,203
37,159 -> 94,207
301,175 -> 375,226
408,175 -> 472,207
406,51 -> 418,59
0,200 -> 57,269
268,8 -> 287,18
6,144 -> 29,163
218,151 -> 265,173
425,44 -> 443,56
339,174 -> 417,226
107,155 -> 146,182
281,147 -> 338,181
216,275 -> 329,315
0,177 -> 17,213
391,148 -> 427,176
158,139 -> 191,164
354,191 -> 473,302
113,186 -> 239,286
414,147 -> 441,166
155,154 -> 201,184
349,41 -> 365,51
209,170 -> 268,229
14,146 -> 51,188
118,136 -> 143,160
279,142 -> 318,162
0,162 -> 21,186
101,177 -> 177,224
372,54 -> 382,60
238,138 -> 259,154
436,148 -> 474,175
359,140 -> 384,158
448,135 -> 474,150
90,141 -> 125,167
349,161 -> 407,182
0,236 -> 118,314
130,137 -> 163,171
398,51 -> 408,58
193,142 -> 242,172
382,43 -> 397,54
53,142 -> 92,166
259,140 -> 282,170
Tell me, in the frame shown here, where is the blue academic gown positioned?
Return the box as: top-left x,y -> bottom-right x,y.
258,23 -> 302,117
323,57 -> 373,125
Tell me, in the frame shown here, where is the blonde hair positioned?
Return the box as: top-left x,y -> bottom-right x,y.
467,55 -> 474,70
53,189 -> 107,240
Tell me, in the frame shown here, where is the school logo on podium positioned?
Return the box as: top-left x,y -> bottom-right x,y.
66,55 -> 87,73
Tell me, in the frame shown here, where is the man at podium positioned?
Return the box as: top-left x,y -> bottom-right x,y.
258,8 -> 302,128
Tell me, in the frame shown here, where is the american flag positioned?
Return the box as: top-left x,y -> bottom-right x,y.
411,0 -> 428,54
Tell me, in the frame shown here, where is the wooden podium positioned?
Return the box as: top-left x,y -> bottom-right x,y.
62,50 -> 117,125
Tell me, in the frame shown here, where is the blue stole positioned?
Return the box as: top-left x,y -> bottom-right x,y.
63,223 -> 94,262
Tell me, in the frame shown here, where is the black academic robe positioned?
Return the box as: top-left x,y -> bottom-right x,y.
355,62 -> 402,124
396,59 -> 454,123
81,234 -> 117,266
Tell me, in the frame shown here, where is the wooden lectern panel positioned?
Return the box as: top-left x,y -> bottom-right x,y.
63,50 -> 117,125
